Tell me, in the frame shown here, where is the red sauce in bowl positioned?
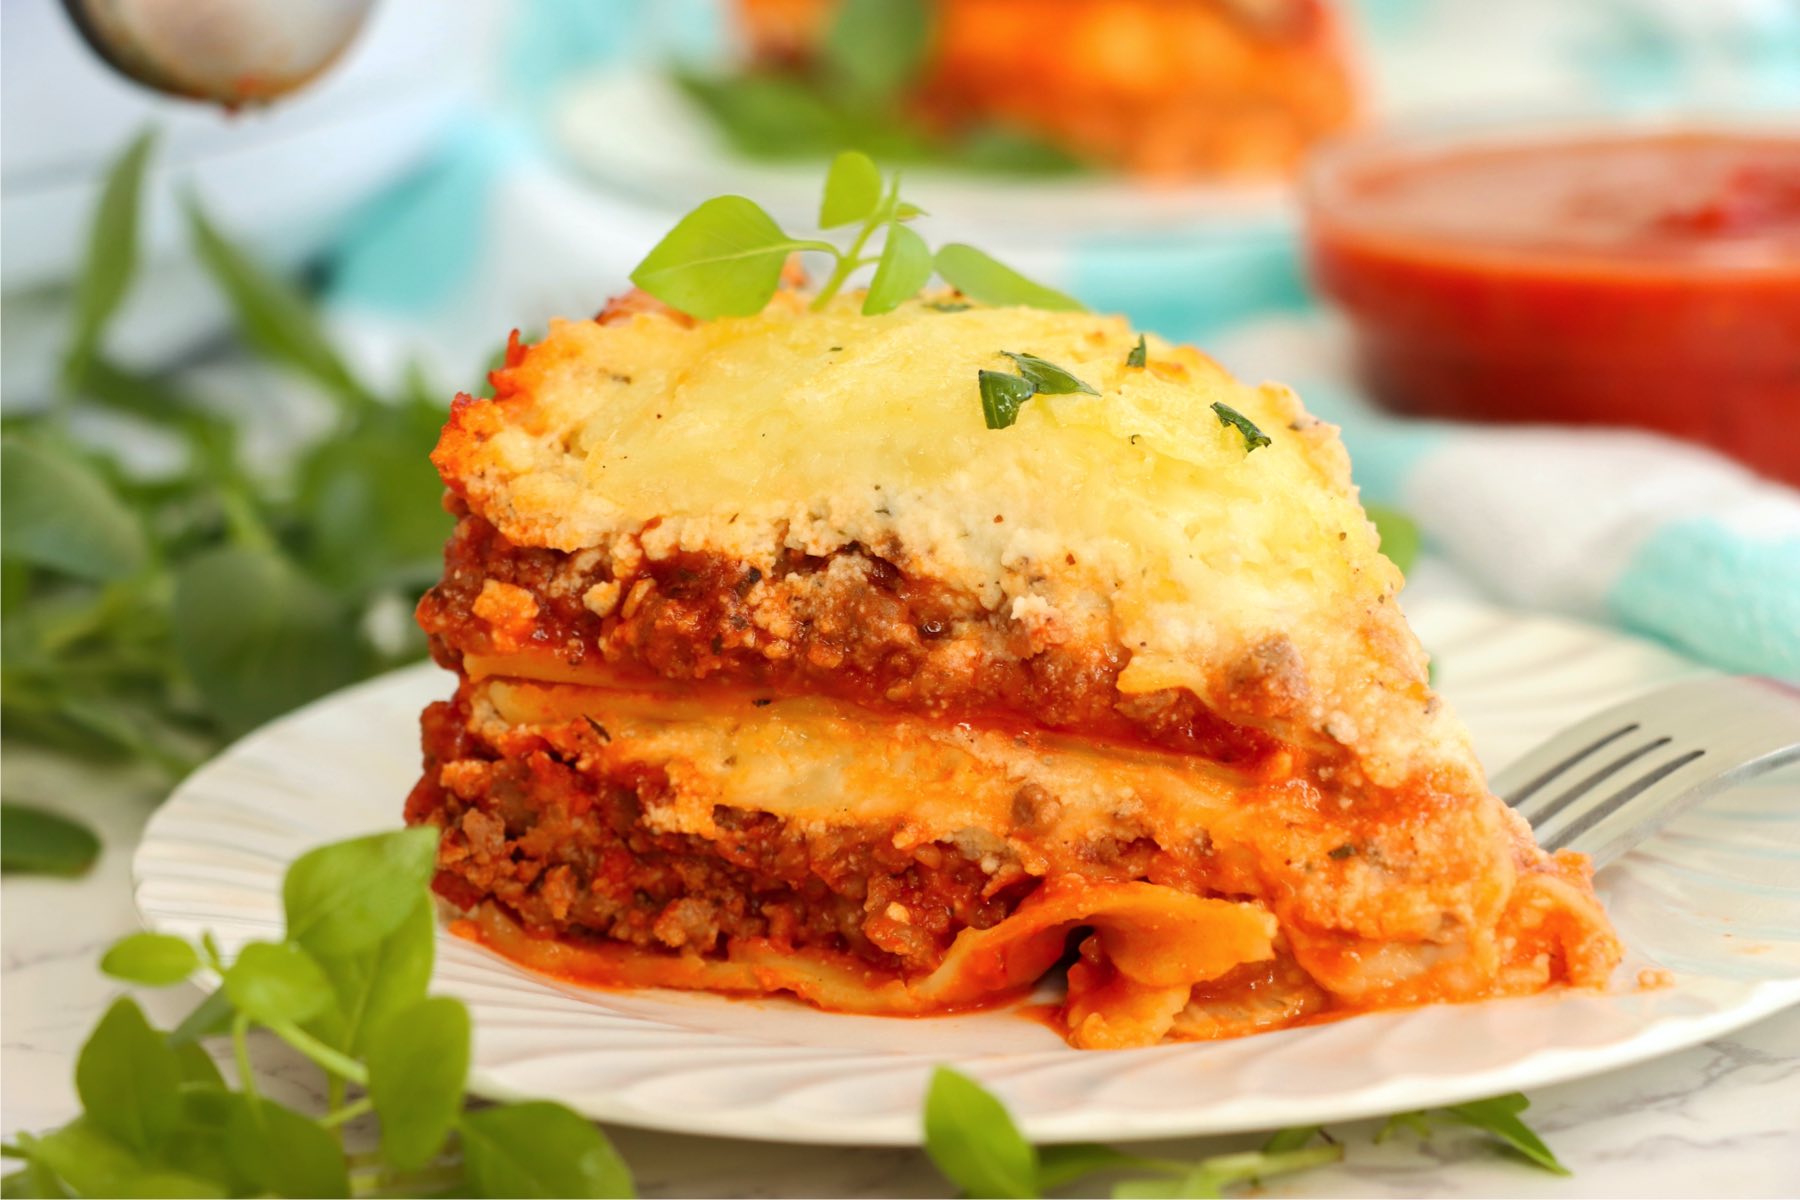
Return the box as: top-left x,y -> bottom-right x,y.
1303,126 -> 1800,484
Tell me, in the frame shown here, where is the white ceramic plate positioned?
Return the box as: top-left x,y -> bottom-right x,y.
134,596 -> 1800,1146
551,66 -> 1293,243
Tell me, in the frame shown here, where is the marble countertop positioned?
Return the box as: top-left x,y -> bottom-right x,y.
4,736 -> 1797,1199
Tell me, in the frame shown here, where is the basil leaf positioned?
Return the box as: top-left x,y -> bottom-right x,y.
1260,1126 -> 1320,1153
223,942 -> 333,1027
184,196 -> 372,408
629,196 -> 830,320
367,996 -> 470,1172
282,826 -> 440,957
75,998 -> 180,1154
67,129 -> 155,374
167,990 -> 235,1047
935,244 -> 1083,312
224,1092 -> 351,1198
922,1067 -> 1038,1199
0,1146 -> 66,1200
100,934 -> 199,987
1127,335 -> 1147,368
171,1043 -> 225,1090
822,0 -> 933,105
0,441 -> 148,583
1443,1095 -> 1569,1175
672,71 -> 845,161
1001,352 -> 1097,396
459,1102 -> 636,1199
864,224 -> 933,315
170,545 -> 365,736
895,201 -> 928,221
1111,1174 -> 1200,1199
1366,505 -> 1421,576
28,1119 -> 225,1200
1037,1144 -> 1140,1191
978,370 -> 1037,431
295,401 -> 449,594
159,1087 -> 254,1198
820,150 -> 884,228
1210,402 -> 1272,453
312,893 -> 435,1056
0,803 -> 101,877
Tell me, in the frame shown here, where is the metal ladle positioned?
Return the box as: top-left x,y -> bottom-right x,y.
61,0 -> 376,107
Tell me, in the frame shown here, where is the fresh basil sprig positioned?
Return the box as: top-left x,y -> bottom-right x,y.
0,827 -> 636,1199
628,150 -> 1083,319
922,1068 -> 1571,1198
1377,1094 -> 1570,1175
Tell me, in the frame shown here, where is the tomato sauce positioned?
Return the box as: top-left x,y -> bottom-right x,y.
1304,127 -> 1800,484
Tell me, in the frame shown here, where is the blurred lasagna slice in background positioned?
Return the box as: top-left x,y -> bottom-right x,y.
735,0 -> 1360,177
407,290 -> 1619,1049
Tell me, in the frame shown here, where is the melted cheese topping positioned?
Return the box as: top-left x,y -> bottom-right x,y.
436,292 -> 1467,787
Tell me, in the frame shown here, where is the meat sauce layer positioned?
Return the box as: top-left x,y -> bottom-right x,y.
407,691 -> 1217,978
417,510 -> 1287,771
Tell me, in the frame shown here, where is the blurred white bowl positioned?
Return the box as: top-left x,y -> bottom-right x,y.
0,0 -> 499,394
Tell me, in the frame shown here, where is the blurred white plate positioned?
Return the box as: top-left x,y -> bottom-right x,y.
552,66 -> 1293,244
133,596 -> 1800,1145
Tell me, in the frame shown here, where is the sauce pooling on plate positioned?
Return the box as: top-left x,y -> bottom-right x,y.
1305,129 -> 1800,484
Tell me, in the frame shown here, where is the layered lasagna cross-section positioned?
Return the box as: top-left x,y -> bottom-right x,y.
407,291 -> 1620,1048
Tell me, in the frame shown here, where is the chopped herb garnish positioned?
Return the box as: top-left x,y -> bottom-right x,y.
582,715 -> 612,742
1329,844 -> 1356,860
1001,352 -> 1098,396
979,370 -> 1038,430
925,300 -> 972,312
629,152 -> 1081,320
1127,334 -> 1147,368
1212,402 -> 1272,453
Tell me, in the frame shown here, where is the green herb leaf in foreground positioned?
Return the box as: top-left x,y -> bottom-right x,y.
820,149 -> 884,229
979,370 -> 1038,431
66,128 -> 155,376
282,825 -> 440,957
629,196 -> 832,320
0,802 -> 101,877
223,941 -> 334,1027
368,996 -> 471,1172
74,997 -> 179,1154
459,1102 -> 637,1199
224,1092 -> 352,1199
1380,1094 -> 1569,1176
100,933 -> 200,986
864,222 -> 933,315
935,243 -> 1085,312
1001,352 -> 1098,396
923,1066 -> 1039,1199
1366,504 -> 1422,576
1210,402 -> 1272,454
0,440 -> 148,583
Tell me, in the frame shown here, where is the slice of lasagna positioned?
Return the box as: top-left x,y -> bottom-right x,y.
407,290 -> 1620,1049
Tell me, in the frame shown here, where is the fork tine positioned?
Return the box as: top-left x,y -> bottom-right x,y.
1490,675 -> 1800,869
1513,733 -> 1671,829
1499,722 -> 1642,806
1536,747 -> 1709,862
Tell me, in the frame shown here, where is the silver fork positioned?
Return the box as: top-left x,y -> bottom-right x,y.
1490,675 -> 1800,869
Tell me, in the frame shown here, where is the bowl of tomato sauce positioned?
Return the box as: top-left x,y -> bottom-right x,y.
1301,121 -> 1800,485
